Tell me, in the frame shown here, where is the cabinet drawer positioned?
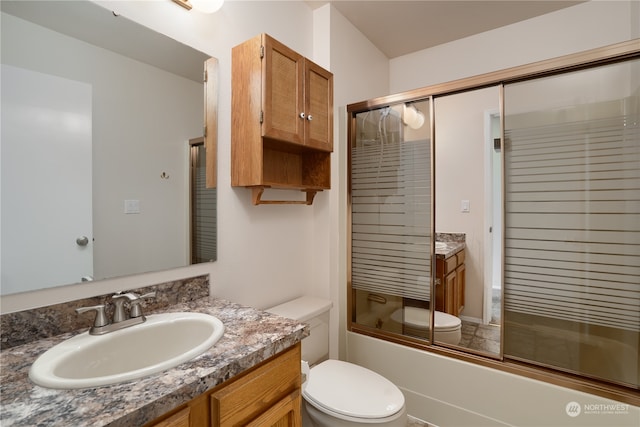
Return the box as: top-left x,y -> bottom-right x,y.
211,343 -> 301,426
456,250 -> 465,265
149,407 -> 190,427
444,255 -> 458,274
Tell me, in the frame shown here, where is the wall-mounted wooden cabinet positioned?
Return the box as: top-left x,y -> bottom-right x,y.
231,33 -> 333,205
145,343 -> 301,427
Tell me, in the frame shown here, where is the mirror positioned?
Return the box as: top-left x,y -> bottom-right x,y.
1,1 -> 214,295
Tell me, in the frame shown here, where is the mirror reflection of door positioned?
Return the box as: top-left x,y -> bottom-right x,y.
189,139 -> 217,264
433,86 -> 502,356
1,65 -> 93,293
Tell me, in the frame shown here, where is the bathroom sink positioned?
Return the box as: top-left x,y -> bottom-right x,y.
29,312 -> 224,389
435,242 -> 447,250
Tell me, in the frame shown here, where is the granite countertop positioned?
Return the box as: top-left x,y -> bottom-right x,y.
435,240 -> 465,259
0,297 -> 308,427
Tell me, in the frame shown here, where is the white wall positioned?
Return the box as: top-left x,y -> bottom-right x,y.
349,1 -> 640,425
389,0 -> 639,93
321,4 -> 390,360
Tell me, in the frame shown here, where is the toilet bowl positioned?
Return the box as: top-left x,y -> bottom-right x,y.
267,297 -> 407,427
390,307 -> 462,345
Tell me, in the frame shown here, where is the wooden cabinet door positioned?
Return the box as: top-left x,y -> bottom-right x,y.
148,407 -> 190,427
262,35 -> 305,145
304,60 -> 333,151
211,344 -> 301,426
456,262 -> 466,315
245,391 -> 301,427
435,258 -> 445,312
444,271 -> 456,315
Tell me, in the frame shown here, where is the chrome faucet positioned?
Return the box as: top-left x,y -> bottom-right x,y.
76,291 -> 156,335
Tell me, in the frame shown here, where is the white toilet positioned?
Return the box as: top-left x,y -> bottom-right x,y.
390,307 -> 462,345
267,296 -> 407,427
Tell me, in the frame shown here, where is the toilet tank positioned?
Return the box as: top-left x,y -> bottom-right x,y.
267,296 -> 333,365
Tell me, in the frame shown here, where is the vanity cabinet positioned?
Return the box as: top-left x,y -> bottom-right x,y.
435,249 -> 465,316
145,343 -> 301,427
231,33 -> 333,205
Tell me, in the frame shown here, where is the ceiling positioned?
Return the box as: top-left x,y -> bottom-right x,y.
1,0 -> 586,80
307,1 -> 585,58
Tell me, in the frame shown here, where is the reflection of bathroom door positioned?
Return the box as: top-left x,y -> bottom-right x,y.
484,111 -> 503,325
1,65 -> 93,294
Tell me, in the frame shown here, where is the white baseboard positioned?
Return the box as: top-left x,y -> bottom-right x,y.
459,314 -> 483,324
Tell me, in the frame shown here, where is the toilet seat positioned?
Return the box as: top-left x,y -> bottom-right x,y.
390,307 -> 461,332
434,311 -> 461,332
303,360 -> 405,421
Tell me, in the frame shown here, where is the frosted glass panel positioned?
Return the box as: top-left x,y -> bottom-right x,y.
351,100 -> 432,339
503,58 -> 640,388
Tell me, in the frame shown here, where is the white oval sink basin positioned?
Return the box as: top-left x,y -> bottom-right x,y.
29,312 -> 224,389
435,242 -> 447,250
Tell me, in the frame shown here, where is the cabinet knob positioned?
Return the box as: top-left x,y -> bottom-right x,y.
307,115 -> 313,121
299,112 -> 306,119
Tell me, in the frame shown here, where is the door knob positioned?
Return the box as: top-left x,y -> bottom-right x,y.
76,236 -> 89,246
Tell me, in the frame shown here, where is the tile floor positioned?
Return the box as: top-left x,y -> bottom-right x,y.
459,320 -> 501,354
456,288 -> 502,354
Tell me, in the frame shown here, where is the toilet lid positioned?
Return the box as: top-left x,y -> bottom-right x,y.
303,360 -> 405,419
391,307 -> 461,332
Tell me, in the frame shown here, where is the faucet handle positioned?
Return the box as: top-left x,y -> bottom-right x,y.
130,291 -> 156,318
75,304 -> 109,328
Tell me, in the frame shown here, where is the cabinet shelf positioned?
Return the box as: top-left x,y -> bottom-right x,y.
250,186 -> 322,205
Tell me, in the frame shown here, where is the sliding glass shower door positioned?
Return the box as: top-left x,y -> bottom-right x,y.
350,99 -> 433,341
503,58 -> 640,387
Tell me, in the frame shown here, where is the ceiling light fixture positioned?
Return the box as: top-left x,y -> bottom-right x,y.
172,0 -> 224,14
403,104 -> 425,130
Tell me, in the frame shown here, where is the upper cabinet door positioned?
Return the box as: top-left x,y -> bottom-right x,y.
231,33 -> 333,201
305,59 -> 333,152
262,35 -> 305,145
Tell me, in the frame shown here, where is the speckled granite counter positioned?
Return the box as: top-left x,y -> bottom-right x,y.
0,297 -> 308,427
435,232 -> 465,259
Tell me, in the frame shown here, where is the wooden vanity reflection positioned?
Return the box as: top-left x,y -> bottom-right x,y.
435,246 -> 466,316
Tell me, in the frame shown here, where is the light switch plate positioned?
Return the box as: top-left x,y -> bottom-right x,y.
461,199 -> 470,213
124,199 -> 140,214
